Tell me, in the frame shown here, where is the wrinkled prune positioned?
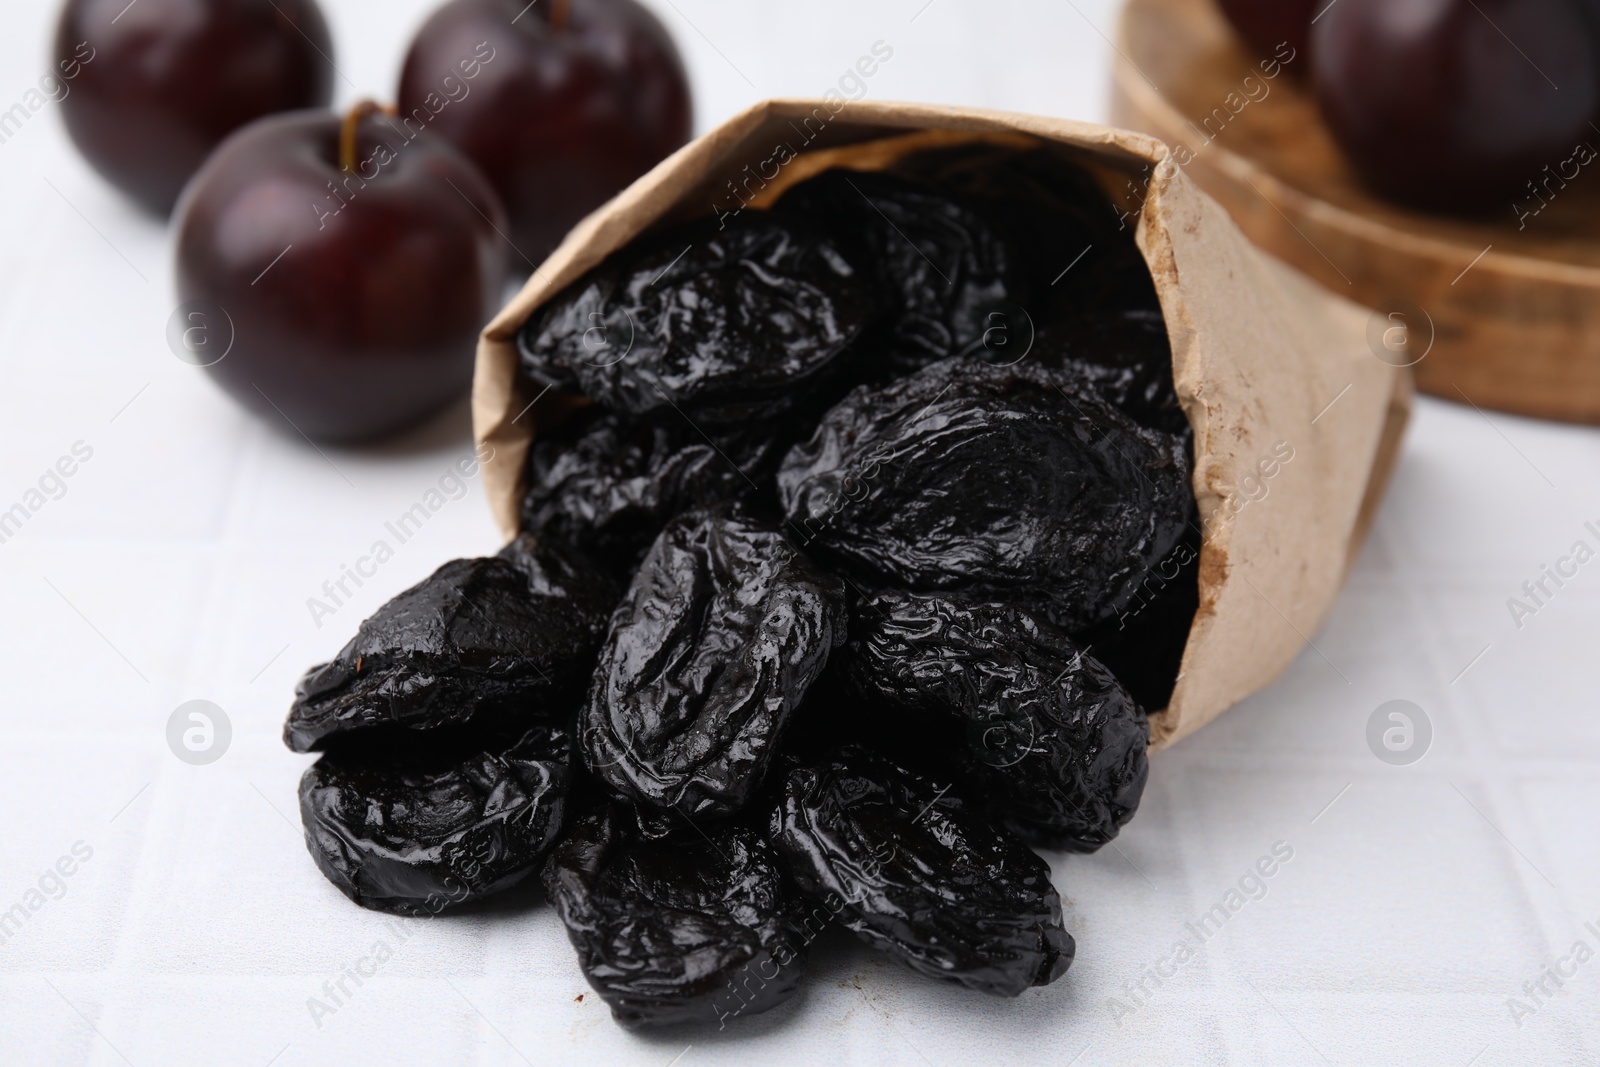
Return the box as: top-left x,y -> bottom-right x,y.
517,211 -> 874,424
1079,521 -> 1202,711
299,722 -> 572,915
285,554 -> 613,753
777,168 -> 1014,374
542,802 -> 813,1028
495,529 -> 623,605
1034,309 -> 1189,438
519,408 -> 787,572
779,357 -> 1191,633
845,590 -> 1149,851
894,144 -> 1161,323
771,749 -> 1074,996
581,509 -> 847,818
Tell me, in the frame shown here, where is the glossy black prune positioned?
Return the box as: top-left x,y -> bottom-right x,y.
1079,521 -> 1202,712
495,528 -> 623,605
779,357 -> 1191,633
776,168 -> 1015,374
299,722 -> 572,915
846,590 -> 1150,851
894,144 -> 1161,324
517,211 -> 874,424
581,509 -> 847,818
1033,309 -> 1189,438
519,408 -> 786,572
285,554 -> 614,753
771,749 -> 1074,996
542,802 -> 813,1028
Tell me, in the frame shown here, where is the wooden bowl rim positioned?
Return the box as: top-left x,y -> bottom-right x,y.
1113,0 -> 1600,290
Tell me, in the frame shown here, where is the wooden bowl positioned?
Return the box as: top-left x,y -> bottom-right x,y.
1111,0 -> 1600,424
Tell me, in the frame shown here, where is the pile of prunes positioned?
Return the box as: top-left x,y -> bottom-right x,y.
283,143 -> 1200,1030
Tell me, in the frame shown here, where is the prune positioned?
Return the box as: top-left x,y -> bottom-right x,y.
845,590 -> 1149,851
776,168 -> 1015,374
495,529 -> 622,605
771,749 -> 1074,996
581,509 -> 847,819
542,801 -> 813,1028
1079,521 -> 1202,712
893,144 -> 1161,324
779,357 -> 1191,633
299,722 -> 572,915
520,408 -> 787,572
285,554 -> 613,753
1034,309 -> 1189,438
517,211 -> 874,423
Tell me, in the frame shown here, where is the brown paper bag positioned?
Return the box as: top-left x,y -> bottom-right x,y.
471,98 -> 1411,750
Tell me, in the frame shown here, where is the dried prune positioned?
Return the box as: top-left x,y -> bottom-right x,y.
285,554 -> 613,753
779,357 -> 1191,633
845,590 -> 1149,851
1034,309 -> 1189,438
517,211 -> 874,424
519,408 -> 787,572
776,168 -> 1015,374
581,509 -> 846,818
771,749 -> 1074,996
1079,521 -> 1202,711
299,722 -> 572,916
542,802 -> 813,1028
894,144 -> 1162,324
495,529 -> 623,606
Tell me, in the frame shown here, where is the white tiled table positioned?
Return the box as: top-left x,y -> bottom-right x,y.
1,1 -> 1596,1063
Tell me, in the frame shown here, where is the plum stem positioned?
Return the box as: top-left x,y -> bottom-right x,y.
550,0 -> 570,31
340,101 -> 397,174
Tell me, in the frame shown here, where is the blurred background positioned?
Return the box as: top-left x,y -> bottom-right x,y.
1,1 -> 1598,1064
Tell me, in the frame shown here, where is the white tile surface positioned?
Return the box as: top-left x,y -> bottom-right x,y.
1,1 -> 1597,1064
